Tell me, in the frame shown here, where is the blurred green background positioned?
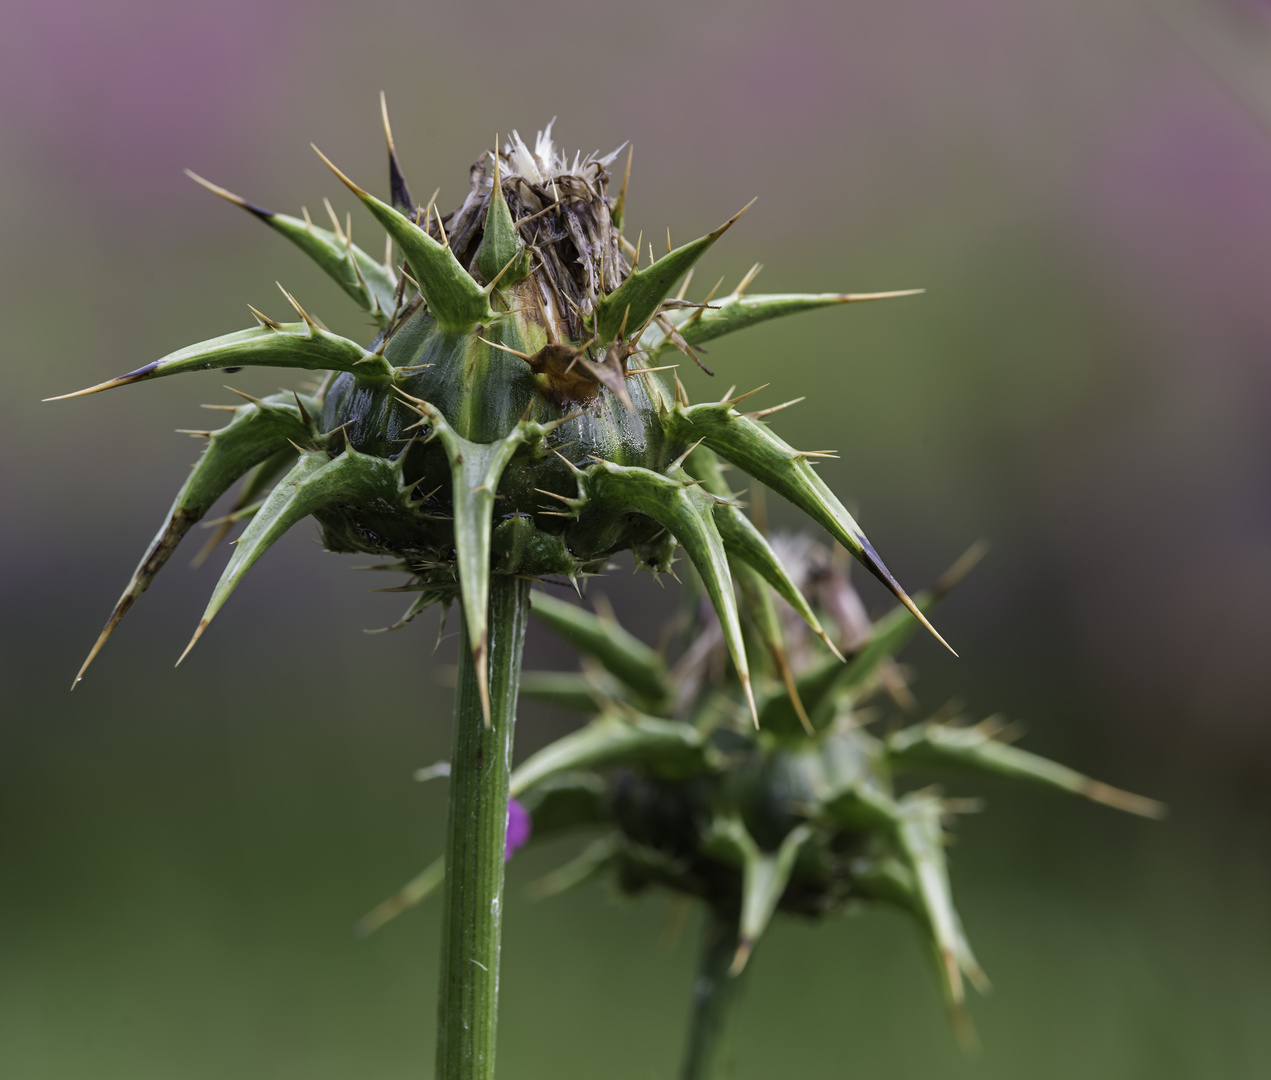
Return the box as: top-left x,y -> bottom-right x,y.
3,0 -> 1270,1076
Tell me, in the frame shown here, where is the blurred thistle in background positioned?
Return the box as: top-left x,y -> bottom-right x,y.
360,535 -> 1164,1077
2,0 -> 1270,1078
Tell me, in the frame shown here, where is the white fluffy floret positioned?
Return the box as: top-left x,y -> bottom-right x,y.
502,119 -> 625,186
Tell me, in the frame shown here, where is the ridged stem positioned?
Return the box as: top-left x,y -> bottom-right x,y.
435,576 -> 530,1080
680,909 -> 748,1080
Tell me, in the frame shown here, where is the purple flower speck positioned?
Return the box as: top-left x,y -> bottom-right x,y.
505,798 -> 531,861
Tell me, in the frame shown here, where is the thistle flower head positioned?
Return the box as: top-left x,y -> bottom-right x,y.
52,99 -> 938,730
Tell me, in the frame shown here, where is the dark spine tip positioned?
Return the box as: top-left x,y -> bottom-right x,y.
389,157 -> 414,215
857,535 -> 957,655
380,91 -> 415,212
124,361 -> 160,380
184,170 -> 275,221
857,534 -> 903,593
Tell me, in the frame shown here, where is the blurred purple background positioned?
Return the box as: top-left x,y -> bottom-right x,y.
3,1 -> 1269,1077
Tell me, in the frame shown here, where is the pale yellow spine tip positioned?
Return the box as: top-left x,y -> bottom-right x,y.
840,288 -> 925,303
183,169 -> 247,207
176,620 -> 209,667
741,675 -> 759,728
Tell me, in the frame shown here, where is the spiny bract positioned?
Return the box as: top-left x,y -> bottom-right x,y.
360,533 -> 1163,1039
53,100 -> 939,722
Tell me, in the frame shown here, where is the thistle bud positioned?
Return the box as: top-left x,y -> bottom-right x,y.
507,538 -> 1164,1037
54,107 -> 940,730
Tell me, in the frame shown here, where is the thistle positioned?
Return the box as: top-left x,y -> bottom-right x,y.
51,101 -> 945,1079
363,535 -> 1162,1077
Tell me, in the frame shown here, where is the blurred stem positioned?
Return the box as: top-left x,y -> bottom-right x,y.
681,909 -> 748,1080
435,576 -> 530,1080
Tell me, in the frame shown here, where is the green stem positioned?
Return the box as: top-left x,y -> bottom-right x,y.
436,576 -> 530,1080
680,909 -> 748,1080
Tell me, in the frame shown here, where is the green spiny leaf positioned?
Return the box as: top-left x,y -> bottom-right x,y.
760,587 -> 941,732
517,670 -> 605,712
717,506 -> 840,656
529,590 -> 668,707
732,822 -> 814,973
407,398 -> 529,725
510,711 -> 711,796
72,394 -> 317,686
761,543 -> 985,730
179,446 -> 413,663
892,793 -> 973,1019
232,443 -> 300,511
825,784 -> 978,1026
47,317 -> 392,400
646,288 -> 923,357
367,587 -> 456,635
185,171 -> 398,321
854,851 -> 989,1002
729,559 -> 815,736
886,721 -> 1166,818
670,401 -> 951,655
191,444 -> 300,567
685,443 -> 840,673
491,514 -> 592,580
314,146 -> 495,331
592,201 -> 754,345
475,149 -> 530,287
582,461 -> 758,723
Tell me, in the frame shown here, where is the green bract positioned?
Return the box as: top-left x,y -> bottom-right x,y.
53,104 -> 939,724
